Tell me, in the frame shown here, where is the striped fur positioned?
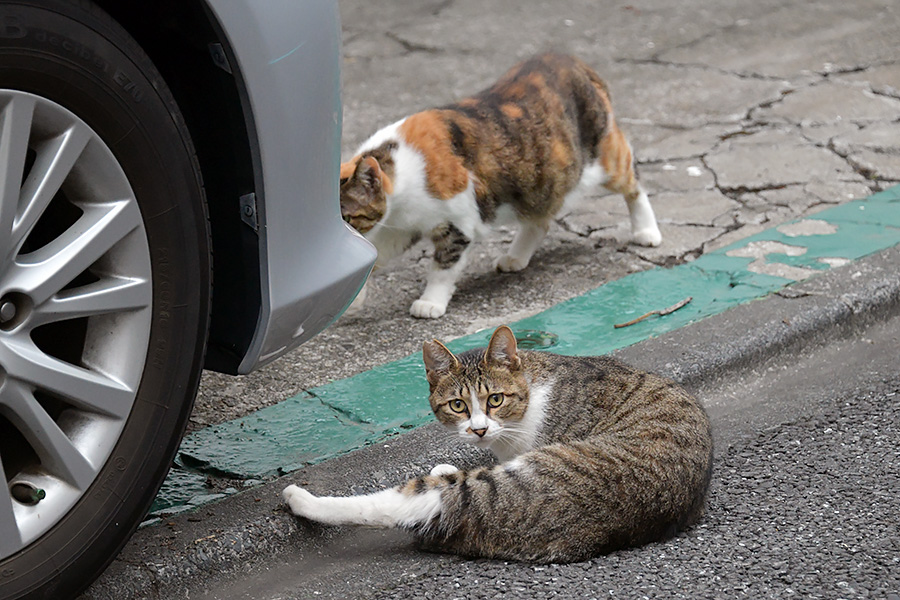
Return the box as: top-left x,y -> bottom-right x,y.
284,326 -> 713,563
340,53 -> 662,319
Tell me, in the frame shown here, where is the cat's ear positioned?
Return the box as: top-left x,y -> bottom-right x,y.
423,339 -> 459,385
485,326 -> 521,371
356,156 -> 394,195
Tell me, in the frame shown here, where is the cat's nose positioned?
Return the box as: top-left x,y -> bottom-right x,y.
469,427 -> 488,437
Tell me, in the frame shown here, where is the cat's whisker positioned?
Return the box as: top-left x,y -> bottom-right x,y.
366,222 -> 405,233
493,424 -> 529,434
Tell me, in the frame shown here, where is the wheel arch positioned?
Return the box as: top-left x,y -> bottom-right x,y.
94,0 -> 263,374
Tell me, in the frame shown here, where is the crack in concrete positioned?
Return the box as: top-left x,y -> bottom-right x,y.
823,139 -> 887,183
718,127 -> 766,142
615,56 -> 786,83
385,31 -> 445,54
431,0 -> 455,17
643,21 -> 740,63
818,58 -> 900,78
844,156 -> 883,181
870,88 -> 900,102
627,253 -> 684,268
700,143 -> 805,197
700,221 -> 747,247
793,127 -> 890,195
817,64 -> 871,77
699,154 -> 742,202
871,180 -> 900,191
556,216 -> 594,237
697,153 -> 833,219
637,155 -> 708,166
745,88 -> 797,123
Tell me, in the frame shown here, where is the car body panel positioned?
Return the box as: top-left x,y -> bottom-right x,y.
203,0 -> 375,373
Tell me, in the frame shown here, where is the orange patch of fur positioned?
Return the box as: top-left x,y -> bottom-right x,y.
504,82 -> 528,100
340,157 -> 360,180
524,72 -> 547,88
600,126 -> 636,195
550,139 -> 572,169
501,103 -> 524,119
399,111 -> 470,200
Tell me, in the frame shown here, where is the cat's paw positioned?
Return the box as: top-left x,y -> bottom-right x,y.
495,254 -> 529,272
283,484 -> 317,518
429,463 -> 459,476
410,299 -> 447,319
632,227 -> 662,247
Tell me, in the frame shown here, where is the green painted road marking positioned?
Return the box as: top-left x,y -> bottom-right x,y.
150,185 -> 900,517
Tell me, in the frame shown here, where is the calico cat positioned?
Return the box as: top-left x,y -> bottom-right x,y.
340,53 -> 662,319
283,326 -> 713,563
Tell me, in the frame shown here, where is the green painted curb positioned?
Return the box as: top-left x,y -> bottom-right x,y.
151,185 -> 900,516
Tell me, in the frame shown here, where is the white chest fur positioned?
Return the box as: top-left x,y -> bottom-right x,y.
488,381 -> 552,463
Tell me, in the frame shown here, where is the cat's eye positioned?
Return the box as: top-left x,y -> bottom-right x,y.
448,399 -> 467,414
487,393 -> 504,408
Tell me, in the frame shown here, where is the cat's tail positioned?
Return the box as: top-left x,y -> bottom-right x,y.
582,74 -> 637,201
581,63 -> 661,247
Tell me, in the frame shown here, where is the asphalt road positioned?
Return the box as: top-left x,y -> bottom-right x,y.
189,282 -> 900,600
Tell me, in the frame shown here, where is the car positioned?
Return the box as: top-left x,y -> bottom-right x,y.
0,0 -> 376,597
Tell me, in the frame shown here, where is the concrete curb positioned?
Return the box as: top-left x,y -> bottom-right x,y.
616,243 -> 900,391
82,244 -> 900,600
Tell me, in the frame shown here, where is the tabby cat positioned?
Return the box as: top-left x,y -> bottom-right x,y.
283,326 -> 713,563
340,53 -> 662,319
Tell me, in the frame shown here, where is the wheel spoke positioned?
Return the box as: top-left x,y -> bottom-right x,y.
0,455 -> 23,558
10,200 -> 141,306
0,94 -> 36,260
10,121 -> 92,256
0,382 -> 97,490
1,339 -> 134,419
30,276 -> 151,326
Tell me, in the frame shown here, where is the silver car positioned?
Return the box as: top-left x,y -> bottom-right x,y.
0,1 -> 375,597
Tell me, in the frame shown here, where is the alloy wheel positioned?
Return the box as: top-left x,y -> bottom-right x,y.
0,89 -> 152,559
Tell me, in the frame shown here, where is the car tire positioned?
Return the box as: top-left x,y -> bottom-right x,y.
0,1 -> 210,598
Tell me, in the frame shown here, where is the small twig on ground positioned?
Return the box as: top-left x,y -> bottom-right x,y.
614,297 -> 693,329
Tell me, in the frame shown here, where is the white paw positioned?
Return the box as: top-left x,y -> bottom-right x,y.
429,463 -> 459,476
410,299 -> 447,319
632,227 -> 662,247
283,484 -> 317,518
495,254 -> 529,272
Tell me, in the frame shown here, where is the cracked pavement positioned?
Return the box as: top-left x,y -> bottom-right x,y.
191,0 -> 899,430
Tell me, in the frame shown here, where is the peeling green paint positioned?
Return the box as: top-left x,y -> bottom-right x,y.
150,185 -> 900,515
